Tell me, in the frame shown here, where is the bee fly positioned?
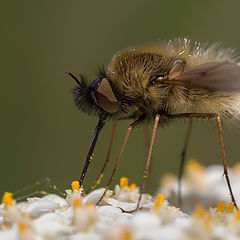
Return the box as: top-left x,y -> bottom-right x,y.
67,38 -> 240,210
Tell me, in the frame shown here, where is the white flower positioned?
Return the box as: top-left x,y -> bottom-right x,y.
158,160 -> 240,212
105,177 -> 152,212
23,198 -> 59,218
1,166 -> 240,240
34,212 -> 75,239
83,188 -> 112,205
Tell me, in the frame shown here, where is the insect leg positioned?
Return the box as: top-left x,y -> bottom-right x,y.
86,121 -> 117,193
215,115 -> 238,210
169,113 -> 238,210
136,114 -> 160,210
96,114 -> 146,205
178,119 -> 193,207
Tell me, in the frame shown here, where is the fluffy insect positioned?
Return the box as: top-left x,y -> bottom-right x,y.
67,38 -> 240,209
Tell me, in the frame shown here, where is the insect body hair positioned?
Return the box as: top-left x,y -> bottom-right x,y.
105,39 -> 240,123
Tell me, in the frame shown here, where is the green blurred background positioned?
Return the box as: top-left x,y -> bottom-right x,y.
1,0 -> 240,197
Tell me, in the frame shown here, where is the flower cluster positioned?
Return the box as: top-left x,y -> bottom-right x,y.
1,161 -> 240,239
159,159 -> 240,213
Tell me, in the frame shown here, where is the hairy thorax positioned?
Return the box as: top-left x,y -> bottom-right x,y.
105,40 -> 240,121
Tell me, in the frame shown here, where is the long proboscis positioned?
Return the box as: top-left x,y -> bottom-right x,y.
79,118 -> 106,188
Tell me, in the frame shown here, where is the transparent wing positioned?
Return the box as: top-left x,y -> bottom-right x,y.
163,61 -> 240,92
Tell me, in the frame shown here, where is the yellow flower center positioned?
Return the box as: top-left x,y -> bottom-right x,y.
194,205 -> 206,218
73,198 -> 82,208
71,181 -> 80,191
122,228 -> 133,240
227,203 -> 235,214
153,193 -> 165,211
235,210 -> 240,221
186,159 -> 205,174
216,202 -> 226,213
120,177 -> 129,189
86,203 -> 93,208
18,223 -> 27,233
2,192 -> 14,206
129,183 -> 137,191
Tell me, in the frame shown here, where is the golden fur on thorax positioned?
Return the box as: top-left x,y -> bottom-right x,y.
105,39 -> 240,120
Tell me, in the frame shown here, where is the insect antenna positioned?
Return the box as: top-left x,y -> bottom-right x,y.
79,118 -> 106,189
65,72 -> 81,85
86,121 -> 117,193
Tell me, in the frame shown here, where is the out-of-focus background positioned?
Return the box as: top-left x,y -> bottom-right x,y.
1,1 -> 240,197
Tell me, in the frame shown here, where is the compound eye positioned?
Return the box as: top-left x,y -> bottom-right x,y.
92,77 -> 119,113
